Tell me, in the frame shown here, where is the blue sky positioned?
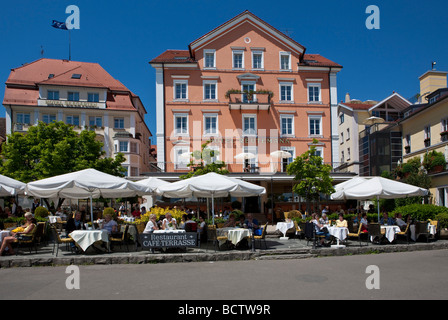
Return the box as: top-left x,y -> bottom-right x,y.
1,0 -> 447,144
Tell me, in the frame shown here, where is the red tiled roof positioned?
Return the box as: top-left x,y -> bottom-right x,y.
149,50 -> 195,64
339,102 -> 373,110
300,54 -> 342,68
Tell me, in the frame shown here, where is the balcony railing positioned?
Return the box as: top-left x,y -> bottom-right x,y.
227,91 -> 272,111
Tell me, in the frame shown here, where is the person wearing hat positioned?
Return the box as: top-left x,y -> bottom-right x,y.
0,212 -> 36,255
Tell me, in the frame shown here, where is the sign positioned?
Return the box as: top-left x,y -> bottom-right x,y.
140,232 -> 198,249
45,99 -> 100,108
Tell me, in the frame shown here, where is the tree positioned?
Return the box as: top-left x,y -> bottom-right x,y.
0,121 -> 126,182
180,140 -> 229,179
286,140 -> 334,214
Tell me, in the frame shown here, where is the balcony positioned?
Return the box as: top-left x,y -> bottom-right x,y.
227,90 -> 272,112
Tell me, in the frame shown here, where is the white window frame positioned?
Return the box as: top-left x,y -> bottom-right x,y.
173,113 -> 189,137
203,113 -> 218,136
244,146 -> 258,167
279,82 -> 293,103
308,83 -> 321,103
42,114 -> 56,124
252,51 -> 264,70
203,80 -> 218,101
203,145 -> 220,164
173,80 -> 188,101
347,147 -> 351,160
68,91 -> 80,101
130,142 -> 139,154
340,132 -> 344,144
114,117 -> 125,129
16,113 -> 31,124
346,128 -> 350,141
314,146 -> 324,159
241,81 -> 256,103
88,92 -> 99,102
279,52 -> 291,71
47,90 -> 59,100
280,146 -> 295,172
203,49 -> 216,69
66,115 -> 80,126
280,114 -> 294,137
174,146 -> 190,170
309,115 -> 322,136
242,114 -> 257,136
232,50 -> 244,70
442,118 -> 448,133
89,116 -> 102,127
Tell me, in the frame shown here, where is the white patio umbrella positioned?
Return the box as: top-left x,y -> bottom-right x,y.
234,152 -> 256,160
156,172 -> 266,224
270,150 -> 292,158
331,176 -> 428,222
363,116 -> 385,126
135,177 -> 170,195
0,174 -> 26,197
25,169 -> 149,225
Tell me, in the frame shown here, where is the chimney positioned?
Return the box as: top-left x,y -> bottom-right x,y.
345,92 -> 351,103
419,70 -> 447,103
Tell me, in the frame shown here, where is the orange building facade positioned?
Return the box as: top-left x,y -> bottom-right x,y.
150,11 -> 342,174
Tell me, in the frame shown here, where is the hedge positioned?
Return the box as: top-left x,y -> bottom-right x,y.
390,204 -> 448,221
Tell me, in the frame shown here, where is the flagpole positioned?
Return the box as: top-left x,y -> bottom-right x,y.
68,29 -> 71,60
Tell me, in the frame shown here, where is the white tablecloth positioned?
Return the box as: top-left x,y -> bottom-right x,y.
0,230 -> 11,242
276,221 -> 294,237
410,224 -> 437,241
327,226 -> 349,241
217,227 -> 251,245
381,225 -> 401,243
70,230 -> 109,251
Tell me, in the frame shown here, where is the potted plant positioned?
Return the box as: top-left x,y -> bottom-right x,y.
401,157 -> 421,178
423,150 -> 446,173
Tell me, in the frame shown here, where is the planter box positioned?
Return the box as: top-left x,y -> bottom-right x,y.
430,165 -> 444,174
440,229 -> 448,239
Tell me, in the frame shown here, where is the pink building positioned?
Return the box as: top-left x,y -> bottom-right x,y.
150,11 -> 342,176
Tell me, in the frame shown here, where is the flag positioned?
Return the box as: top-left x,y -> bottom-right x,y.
51,20 -> 68,30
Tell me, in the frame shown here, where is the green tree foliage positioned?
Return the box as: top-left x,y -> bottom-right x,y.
0,121 -> 126,182
180,140 -> 229,179
286,140 -> 334,213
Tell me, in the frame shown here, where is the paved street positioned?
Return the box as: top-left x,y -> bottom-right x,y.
1,249 -> 447,300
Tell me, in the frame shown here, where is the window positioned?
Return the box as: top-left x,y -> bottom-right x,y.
42,114 -> 56,124
232,50 -> 244,69
48,90 -> 59,100
242,82 -> 255,103
89,116 -> 102,127
252,51 -> 263,69
204,49 -> 215,69
204,114 -> 218,135
119,141 -> 128,152
68,92 -> 79,101
130,142 -> 138,153
242,114 -> 257,136
66,115 -> 80,126
405,134 -> 411,153
280,52 -> 291,70
346,128 -> 350,140
308,84 -> 321,102
174,113 -> 188,136
280,114 -> 294,136
130,167 -> 139,177
314,147 -> 324,159
174,80 -> 188,100
341,151 -> 345,163
309,116 -> 322,136
16,113 -> 31,124
88,93 -> 99,102
203,146 -> 219,164
347,147 -> 351,160
174,146 -> 190,170
424,125 -> 431,147
114,118 -> 125,129
279,83 -> 293,102
203,81 -> 217,100
340,132 -> 344,144
280,147 -> 295,172
442,118 -> 448,142
71,73 -> 82,79
339,113 -> 344,125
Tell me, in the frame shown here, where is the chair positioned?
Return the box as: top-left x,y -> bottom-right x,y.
414,221 -> 429,243
428,219 -> 439,240
34,222 -> 47,246
293,220 -> 304,239
304,221 -> 325,248
133,222 -> 146,251
206,225 -> 228,251
253,222 -> 268,249
185,222 -> 198,232
110,224 -> 130,252
14,223 -> 40,255
396,223 -> 411,244
368,223 -> 383,244
347,223 -> 364,247
50,225 -> 75,256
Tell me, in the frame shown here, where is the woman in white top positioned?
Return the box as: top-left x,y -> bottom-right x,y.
100,214 -> 118,234
143,214 -> 159,234
162,213 -> 177,230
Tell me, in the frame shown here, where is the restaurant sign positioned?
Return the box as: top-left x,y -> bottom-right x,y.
140,232 -> 198,249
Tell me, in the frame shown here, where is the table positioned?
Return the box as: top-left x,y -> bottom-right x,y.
217,227 -> 251,246
276,221 -> 294,240
153,229 -> 186,234
0,230 -> 11,242
381,225 -> 401,243
327,226 -> 349,248
69,229 -> 110,252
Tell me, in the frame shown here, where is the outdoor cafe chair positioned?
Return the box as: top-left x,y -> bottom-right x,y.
396,222 -> 411,244
347,223 -> 365,247
50,225 -> 75,256
14,223 -> 42,255
254,222 -> 268,250
368,223 -> 384,244
110,224 -> 130,252
206,225 -> 228,251
304,221 -> 325,248
415,221 -> 429,243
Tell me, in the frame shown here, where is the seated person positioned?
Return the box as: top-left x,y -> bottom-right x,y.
319,213 -> 329,225
184,214 -> 197,232
0,212 -> 36,256
311,213 -> 330,245
244,213 -> 259,230
65,211 -> 86,235
335,213 -> 348,228
143,214 -> 159,233
162,212 -> 177,230
395,213 -> 407,230
360,213 -> 369,233
237,214 -> 245,228
197,214 -> 206,236
223,213 -> 237,228
380,212 -> 395,225
100,214 -> 118,234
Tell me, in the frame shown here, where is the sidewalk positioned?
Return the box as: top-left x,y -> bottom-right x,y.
1,229 -> 447,268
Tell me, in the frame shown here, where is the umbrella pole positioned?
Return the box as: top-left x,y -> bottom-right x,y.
212,194 -> 215,226
377,195 -> 380,223
90,195 -> 94,229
